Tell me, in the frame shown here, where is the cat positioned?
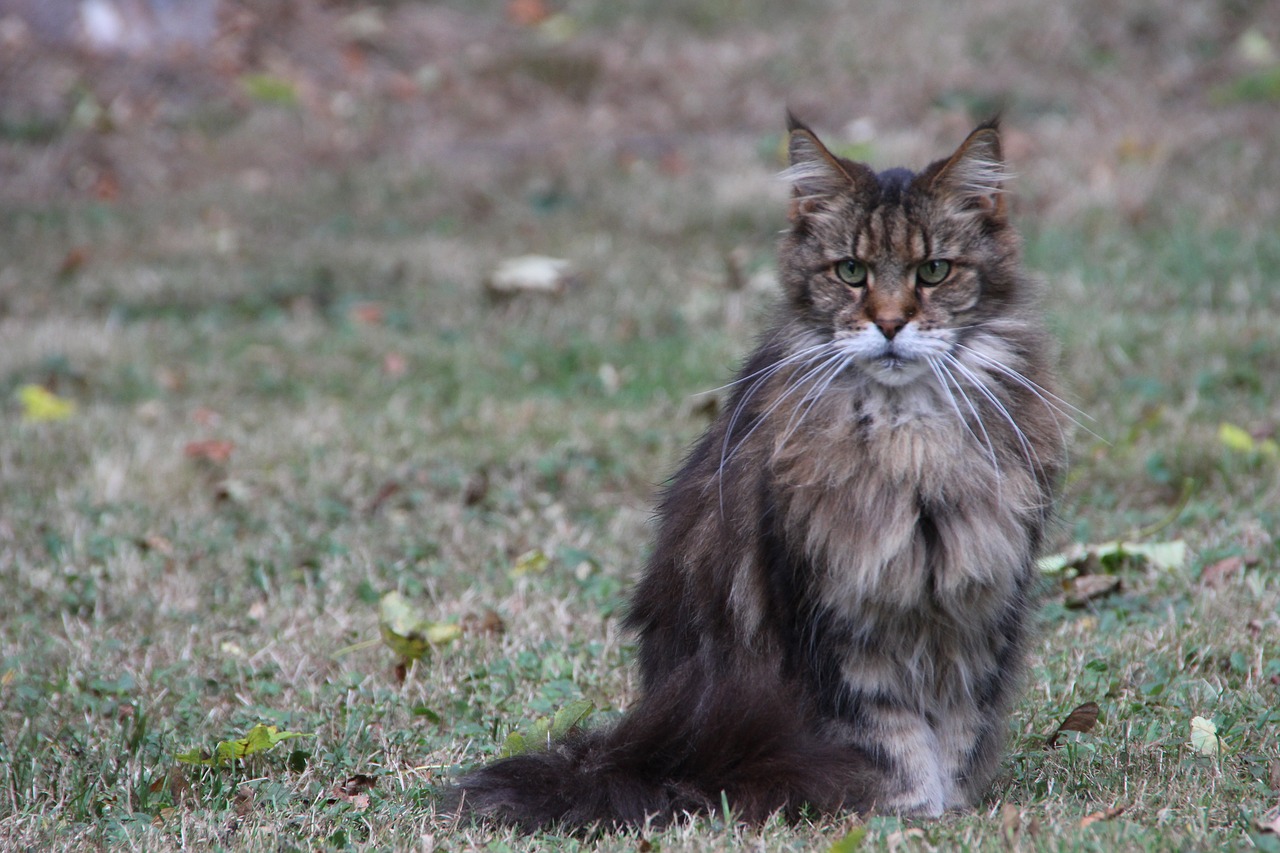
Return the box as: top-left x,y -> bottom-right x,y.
450,114 -> 1067,830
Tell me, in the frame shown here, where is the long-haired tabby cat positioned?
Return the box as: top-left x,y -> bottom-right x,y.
452,114 -> 1067,830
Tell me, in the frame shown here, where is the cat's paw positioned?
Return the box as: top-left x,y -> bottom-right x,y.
878,793 -> 945,819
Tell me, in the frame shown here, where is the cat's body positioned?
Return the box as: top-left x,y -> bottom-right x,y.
452,115 -> 1066,830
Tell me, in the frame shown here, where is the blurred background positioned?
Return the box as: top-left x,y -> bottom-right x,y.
2,0 -> 1276,214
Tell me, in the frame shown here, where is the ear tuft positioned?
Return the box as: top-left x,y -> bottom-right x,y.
931,122 -> 1011,213
781,114 -> 855,202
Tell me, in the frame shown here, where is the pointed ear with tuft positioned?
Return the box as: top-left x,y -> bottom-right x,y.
930,121 -> 1011,217
782,114 -> 864,219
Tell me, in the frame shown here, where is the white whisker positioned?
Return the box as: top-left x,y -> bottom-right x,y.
715,343 -> 841,515
704,341 -> 833,395
929,357 -> 999,475
943,353 -> 1042,480
777,353 -> 854,451
927,358 -> 994,467
953,341 -> 1105,444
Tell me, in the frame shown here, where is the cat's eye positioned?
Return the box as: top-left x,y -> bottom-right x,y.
917,259 -> 951,286
834,259 -> 868,287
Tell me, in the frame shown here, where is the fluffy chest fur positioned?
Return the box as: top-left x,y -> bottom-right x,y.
767,376 -> 1040,614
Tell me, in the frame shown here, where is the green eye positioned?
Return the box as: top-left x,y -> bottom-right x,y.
917,259 -> 951,286
834,259 -> 868,286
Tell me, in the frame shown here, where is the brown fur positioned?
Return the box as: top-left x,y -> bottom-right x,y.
452,115 -> 1067,830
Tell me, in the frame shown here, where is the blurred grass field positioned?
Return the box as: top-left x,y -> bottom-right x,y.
2,1 -> 1279,850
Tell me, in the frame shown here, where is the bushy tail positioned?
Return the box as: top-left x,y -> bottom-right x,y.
448,661 -> 876,831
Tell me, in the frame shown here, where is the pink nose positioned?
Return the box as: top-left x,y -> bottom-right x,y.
875,316 -> 907,340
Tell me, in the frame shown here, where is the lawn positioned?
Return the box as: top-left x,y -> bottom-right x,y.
1,1 -> 1278,850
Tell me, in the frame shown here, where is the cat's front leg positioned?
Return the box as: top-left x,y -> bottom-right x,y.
933,704 -> 1006,810
845,706 -> 947,817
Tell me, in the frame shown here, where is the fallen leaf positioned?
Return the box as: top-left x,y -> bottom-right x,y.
1040,540 -> 1187,575
501,700 -> 596,757
57,247 -> 89,277
1045,701 -> 1101,749
510,549 -> 550,578
1200,556 -> 1244,588
462,608 -> 505,635
18,384 -> 76,422
1220,422 -> 1257,453
550,699 -> 595,740
337,774 -> 377,796
234,785 -> 254,817
137,534 -> 175,557
486,255 -> 575,298
184,439 -> 234,464
366,480 -> 401,516
1079,805 -> 1124,828
164,766 -> 196,806
507,0 -> 551,26
378,592 -> 462,666
1063,574 -> 1121,608
1270,759 -> 1280,793
241,73 -> 298,104
828,826 -> 867,852
349,302 -> 384,325
1237,27 -> 1277,66
1189,716 -> 1220,756
175,724 -> 312,767
331,774 -> 377,810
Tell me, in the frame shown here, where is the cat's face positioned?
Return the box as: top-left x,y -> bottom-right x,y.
779,119 -> 1020,388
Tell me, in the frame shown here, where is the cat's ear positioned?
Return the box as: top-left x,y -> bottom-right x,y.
929,120 -> 1010,217
782,112 -> 867,219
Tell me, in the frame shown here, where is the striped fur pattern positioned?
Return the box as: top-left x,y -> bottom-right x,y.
452,115 -> 1067,830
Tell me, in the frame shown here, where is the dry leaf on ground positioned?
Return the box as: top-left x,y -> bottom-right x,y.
1063,575 -> 1121,608
1200,556 -> 1244,587
184,439 -> 234,464
1046,701 -> 1101,749
1079,805 -> 1125,828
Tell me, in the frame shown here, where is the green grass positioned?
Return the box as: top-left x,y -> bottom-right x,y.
3,2 -> 1280,850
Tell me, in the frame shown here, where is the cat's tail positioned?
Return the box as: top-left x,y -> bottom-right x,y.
447,660 -> 877,831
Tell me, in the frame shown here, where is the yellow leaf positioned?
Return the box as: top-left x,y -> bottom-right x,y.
1219,422 -> 1256,453
425,622 -> 463,645
828,826 -> 867,852
18,384 -> 76,422
510,549 -> 550,578
175,724 -> 311,767
378,591 -> 459,663
1189,716 -> 1219,756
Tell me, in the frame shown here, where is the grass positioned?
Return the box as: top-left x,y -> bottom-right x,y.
3,2 -> 1280,850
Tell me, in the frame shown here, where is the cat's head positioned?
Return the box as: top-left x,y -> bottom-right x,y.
778,115 -> 1026,387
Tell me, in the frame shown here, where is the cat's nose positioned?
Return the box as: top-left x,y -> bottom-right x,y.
875,316 -> 908,340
